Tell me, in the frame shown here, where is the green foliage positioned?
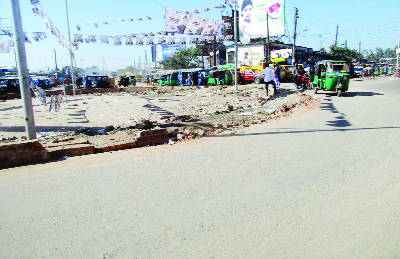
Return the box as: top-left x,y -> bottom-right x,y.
366,46 -> 398,63
162,47 -> 202,69
329,45 -> 362,62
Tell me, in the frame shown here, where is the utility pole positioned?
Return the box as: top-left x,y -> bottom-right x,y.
54,49 -> 58,72
335,25 -> 338,46
9,0 -> 36,139
65,0 -> 76,95
213,36 -> 216,66
292,7 -> 298,65
154,45 -> 157,70
233,5 -> 238,90
266,9 -> 270,63
395,26 -> 400,77
145,49 -> 148,74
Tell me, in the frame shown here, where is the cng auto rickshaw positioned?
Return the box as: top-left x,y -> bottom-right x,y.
159,74 -> 168,86
129,75 -> 136,86
313,60 -> 350,97
388,66 -> 394,76
167,71 -> 179,86
363,66 -> 373,79
179,69 -> 194,86
207,70 -> 233,85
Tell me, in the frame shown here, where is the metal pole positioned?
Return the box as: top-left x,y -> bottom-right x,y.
54,49 -> 58,72
234,5 -> 238,91
292,8 -> 298,65
266,11 -> 270,63
335,25 -> 338,46
396,26 -> 400,77
9,0 -> 36,139
65,0 -> 76,95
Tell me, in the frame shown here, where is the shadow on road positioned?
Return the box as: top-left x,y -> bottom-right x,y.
0,125 -> 104,135
207,126 -> 400,138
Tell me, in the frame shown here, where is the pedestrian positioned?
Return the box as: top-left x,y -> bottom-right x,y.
260,64 -> 276,98
146,75 -> 150,86
273,63 -> 281,89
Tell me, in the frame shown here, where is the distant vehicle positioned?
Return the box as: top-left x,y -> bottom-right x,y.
0,76 -> 20,94
30,76 -> 53,90
353,66 -> 364,79
167,71 -> 179,86
207,69 -> 233,85
151,73 -> 162,86
83,75 -> 110,88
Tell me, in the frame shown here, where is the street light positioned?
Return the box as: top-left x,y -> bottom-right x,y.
65,0 -> 76,95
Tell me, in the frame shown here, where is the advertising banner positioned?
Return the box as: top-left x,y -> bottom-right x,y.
165,8 -> 224,36
238,45 -> 264,66
239,0 -> 285,42
270,48 -> 292,62
153,44 -> 187,62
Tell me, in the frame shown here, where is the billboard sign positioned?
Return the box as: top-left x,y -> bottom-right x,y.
239,0 -> 285,42
165,8 -> 224,36
238,45 -> 264,66
152,44 -> 187,62
270,48 -> 292,62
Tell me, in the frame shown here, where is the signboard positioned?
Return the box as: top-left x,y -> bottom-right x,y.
165,8 -> 224,35
152,44 -> 187,62
270,48 -> 292,62
239,0 -> 285,42
396,48 -> 400,54
238,45 -> 264,66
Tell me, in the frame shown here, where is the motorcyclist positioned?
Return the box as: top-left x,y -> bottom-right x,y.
294,64 -> 305,89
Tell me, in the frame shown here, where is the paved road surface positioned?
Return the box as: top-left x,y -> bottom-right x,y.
1,77 -> 399,258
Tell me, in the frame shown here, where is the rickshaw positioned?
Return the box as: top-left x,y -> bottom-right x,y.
373,66 -> 380,77
179,69 -> 194,86
129,75 -> 136,86
167,71 -> 179,86
312,60 -> 350,97
151,73 -> 162,86
363,66 -> 373,79
159,73 -> 168,86
84,75 -> 110,88
207,69 -> 233,85
388,66 -> 394,76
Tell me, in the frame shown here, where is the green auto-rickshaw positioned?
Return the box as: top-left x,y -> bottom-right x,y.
388,66 -> 394,76
129,75 -> 136,86
313,60 -> 350,97
159,74 -> 168,86
167,71 -> 179,86
207,69 -> 233,85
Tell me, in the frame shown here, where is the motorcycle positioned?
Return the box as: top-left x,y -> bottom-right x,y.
299,74 -> 311,90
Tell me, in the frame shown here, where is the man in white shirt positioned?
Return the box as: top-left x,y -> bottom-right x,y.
260,65 -> 276,98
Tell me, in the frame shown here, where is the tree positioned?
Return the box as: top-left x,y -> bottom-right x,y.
329,45 -> 362,62
162,47 -> 202,69
367,46 -> 398,64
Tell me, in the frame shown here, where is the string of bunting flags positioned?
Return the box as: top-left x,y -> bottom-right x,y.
0,0 -> 233,54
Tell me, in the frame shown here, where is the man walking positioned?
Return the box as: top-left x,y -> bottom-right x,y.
260,64 -> 276,98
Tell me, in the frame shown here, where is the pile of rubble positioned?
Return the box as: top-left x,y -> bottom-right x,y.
1,84 -> 318,146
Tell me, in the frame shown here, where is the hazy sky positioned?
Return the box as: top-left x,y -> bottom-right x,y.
1,0 -> 399,72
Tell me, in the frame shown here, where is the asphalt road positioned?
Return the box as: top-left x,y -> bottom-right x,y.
1,77 -> 399,258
